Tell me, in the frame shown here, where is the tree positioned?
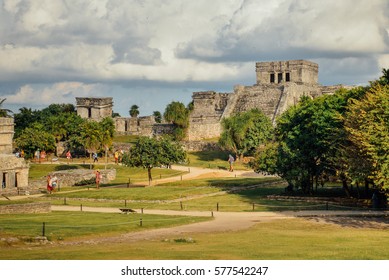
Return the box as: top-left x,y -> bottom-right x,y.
122,136 -> 186,182
153,111 -> 162,123
129,105 -> 140,118
163,101 -> 190,140
0,98 -> 13,117
219,109 -> 273,160
14,123 -> 56,158
99,117 -> 115,168
77,120 -> 102,167
344,84 -> 389,192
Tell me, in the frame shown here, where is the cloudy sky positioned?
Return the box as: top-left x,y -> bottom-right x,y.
1,0 -> 388,117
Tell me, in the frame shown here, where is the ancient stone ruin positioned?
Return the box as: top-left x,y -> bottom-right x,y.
76,97 -> 113,121
188,59 -> 348,140
76,60 -> 350,142
76,97 -> 174,137
0,117 -> 29,195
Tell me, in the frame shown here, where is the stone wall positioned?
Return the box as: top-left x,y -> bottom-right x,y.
181,141 -> 221,152
29,168 -> 116,189
0,117 -> 14,154
0,202 -> 51,214
0,117 -> 29,194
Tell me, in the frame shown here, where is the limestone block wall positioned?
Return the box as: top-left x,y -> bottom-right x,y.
188,91 -> 229,141
256,60 -> 318,85
76,97 -> 113,121
0,117 -> 14,154
0,202 -> 51,214
0,155 -> 29,190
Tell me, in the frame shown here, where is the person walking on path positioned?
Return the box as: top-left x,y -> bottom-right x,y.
228,154 -> 235,172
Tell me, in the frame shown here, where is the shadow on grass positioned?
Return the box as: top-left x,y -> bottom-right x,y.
54,164 -> 93,171
190,150 -> 229,162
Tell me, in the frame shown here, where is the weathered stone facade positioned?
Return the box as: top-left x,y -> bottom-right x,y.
188,59 -> 348,140
0,117 -> 29,195
76,97 -> 113,121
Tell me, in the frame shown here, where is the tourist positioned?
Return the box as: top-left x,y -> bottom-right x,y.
41,150 -> 46,161
50,175 -> 58,190
228,154 -> 235,172
95,170 -> 102,189
46,175 -> 53,194
35,149 -> 40,163
66,150 -> 72,164
114,151 -> 119,164
93,152 -> 98,163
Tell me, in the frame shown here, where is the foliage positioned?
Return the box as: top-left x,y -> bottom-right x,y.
251,70 -> 389,198
219,109 -> 273,160
153,111 -> 162,123
66,117 -> 115,161
122,136 -> 187,181
344,84 -> 389,191
129,104 -> 139,117
14,123 -> 56,158
0,98 -> 13,117
163,101 -> 189,140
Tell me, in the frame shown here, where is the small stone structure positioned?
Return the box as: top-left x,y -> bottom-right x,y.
76,97 -> 113,121
0,117 -> 29,195
188,59 -> 349,140
29,168 -> 116,189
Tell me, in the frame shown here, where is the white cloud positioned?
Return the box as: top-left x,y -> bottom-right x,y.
4,82 -> 105,106
0,0 -> 388,114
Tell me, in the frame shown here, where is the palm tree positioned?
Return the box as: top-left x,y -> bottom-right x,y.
0,98 -> 13,117
129,105 -> 140,118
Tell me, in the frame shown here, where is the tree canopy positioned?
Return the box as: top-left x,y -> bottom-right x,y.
219,109 -> 273,160
163,101 -> 190,140
122,136 -> 186,182
129,104 -> 140,118
251,69 -> 389,200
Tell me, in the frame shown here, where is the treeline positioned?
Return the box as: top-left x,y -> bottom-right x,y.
13,104 -> 115,159
248,70 -> 389,198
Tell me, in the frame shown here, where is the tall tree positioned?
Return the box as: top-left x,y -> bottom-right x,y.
344,84 -> 389,192
129,105 -> 140,118
99,117 -> 115,168
163,101 -> 189,140
219,109 -> 273,160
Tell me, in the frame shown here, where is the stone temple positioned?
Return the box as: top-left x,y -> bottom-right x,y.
188,59 -> 347,140
0,117 -> 29,195
76,60 -> 349,141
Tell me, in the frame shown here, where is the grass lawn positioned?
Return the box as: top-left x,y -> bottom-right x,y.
0,211 -> 210,245
1,218 -> 388,260
186,150 -> 250,170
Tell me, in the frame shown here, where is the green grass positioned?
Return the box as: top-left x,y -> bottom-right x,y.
186,150 -> 250,170
0,211 -> 210,244
112,134 -> 139,143
1,218 -> 388,260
